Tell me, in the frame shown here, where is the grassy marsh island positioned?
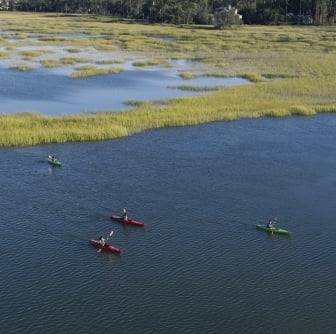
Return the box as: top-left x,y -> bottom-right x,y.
0,12 -> 335,147
70,65 -> 124,78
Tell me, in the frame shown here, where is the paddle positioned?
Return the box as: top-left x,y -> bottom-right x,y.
106,230 -> 114,240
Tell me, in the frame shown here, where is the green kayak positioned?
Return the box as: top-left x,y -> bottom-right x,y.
47,156 -> 62,167
256,224 -> 291,236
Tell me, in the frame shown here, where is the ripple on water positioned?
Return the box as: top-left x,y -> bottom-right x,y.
1,115 -> 336,333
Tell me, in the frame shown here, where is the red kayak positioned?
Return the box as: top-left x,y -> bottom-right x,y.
111,215 -> 145,227
89,239 -> 121,254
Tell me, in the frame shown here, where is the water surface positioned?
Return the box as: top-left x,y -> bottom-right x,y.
1,114 -> 335,333
0,66 -> 247,116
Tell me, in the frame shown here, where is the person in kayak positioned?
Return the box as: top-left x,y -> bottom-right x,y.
122,208 -> 128,220
98,236 -> 106,252
267,219 -> 275,229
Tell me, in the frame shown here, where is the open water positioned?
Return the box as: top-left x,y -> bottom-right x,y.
1,114 -> 336,333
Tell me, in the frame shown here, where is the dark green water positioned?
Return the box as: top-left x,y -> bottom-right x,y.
1,114 -> 335,333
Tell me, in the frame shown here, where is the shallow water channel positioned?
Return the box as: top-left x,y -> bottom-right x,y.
0,66 -> 248,116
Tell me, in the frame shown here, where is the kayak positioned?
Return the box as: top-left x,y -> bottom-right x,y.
111,215 -> 145,227
89,239 -> 121,254
256,224 -> 291,236
48,159 -> 62,166
47,156 -> 62,166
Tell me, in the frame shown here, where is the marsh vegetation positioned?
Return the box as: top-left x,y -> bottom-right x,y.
0,12 -> 335,147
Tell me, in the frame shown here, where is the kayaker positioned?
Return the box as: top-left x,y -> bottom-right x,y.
98,236 -> 106,252
122,208 -> 128,220
267,219 -> 275,229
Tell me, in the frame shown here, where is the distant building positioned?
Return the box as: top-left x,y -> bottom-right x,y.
211,5 -> 243,28
0,0 -> 10,11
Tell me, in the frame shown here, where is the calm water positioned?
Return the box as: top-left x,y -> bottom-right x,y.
0,67 -> 248,116
1,114 -> 336,333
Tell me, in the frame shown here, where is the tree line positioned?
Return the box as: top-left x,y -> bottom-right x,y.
1,0 -> 335,25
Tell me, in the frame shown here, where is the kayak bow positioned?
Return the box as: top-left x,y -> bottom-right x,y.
256,224 -> 291,236
111,215 -> 144,227
89,239 -> 121,254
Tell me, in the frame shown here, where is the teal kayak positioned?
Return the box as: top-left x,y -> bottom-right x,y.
48,158 -> 62,166
256,224 -> 291,236
47,155 -> 62,166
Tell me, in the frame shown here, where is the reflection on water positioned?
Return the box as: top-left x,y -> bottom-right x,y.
0,29 -> 250,116
0,66 -> 248,116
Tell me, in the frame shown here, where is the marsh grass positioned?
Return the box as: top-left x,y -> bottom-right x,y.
70,66 -> 124,78
94,44 -> 117,51
40,59 -> 61,67
9,64 -> 34,71
0,50 -> 9,58
66,48 -> 81,53
60,56 -> 91,65
0,12 -> 335,147
11,32 -> 27,39
132,59 -> 162,67
1,75 -> 335,147
20,49 -> 55,61
169,85 -> 218,92
123,100 -> 149,107
20,50 -> 46,58
241,73 -> 265,83
95,59 -> 123,65
179,71 -> 194,80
